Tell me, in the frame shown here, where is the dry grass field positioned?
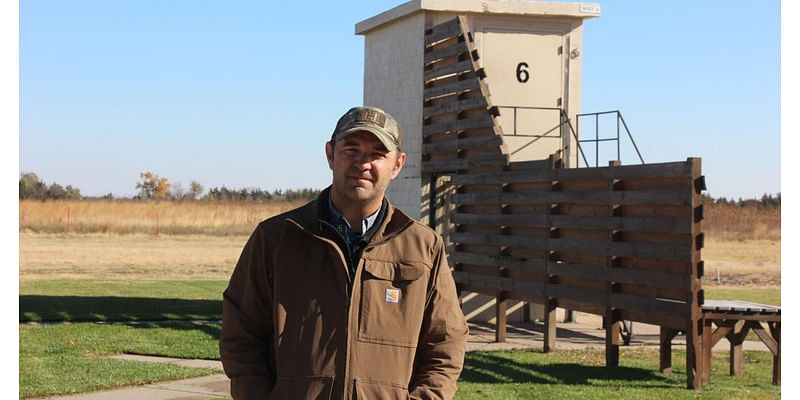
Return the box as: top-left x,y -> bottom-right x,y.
19,199 -> 305,236
18,200 -> 780,285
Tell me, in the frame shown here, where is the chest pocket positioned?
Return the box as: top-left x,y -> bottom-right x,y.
358,260 -> 429,347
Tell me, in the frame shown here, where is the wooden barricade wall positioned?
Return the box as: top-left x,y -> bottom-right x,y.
422,16 -> 707,389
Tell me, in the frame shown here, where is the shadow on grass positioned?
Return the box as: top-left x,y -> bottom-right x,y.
462,352 -> 676,388
20,295 -> 222,323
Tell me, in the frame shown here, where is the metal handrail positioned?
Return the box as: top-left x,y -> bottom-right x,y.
576,111 -> 645,167
495,105 -> 590,167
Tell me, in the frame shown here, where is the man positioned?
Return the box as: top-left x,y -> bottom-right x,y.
220,106 -> 469,400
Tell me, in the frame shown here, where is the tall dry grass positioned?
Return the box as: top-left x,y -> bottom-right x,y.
19,199 -> 307,236
703,202 -> 780,240
19,199 -> 781,240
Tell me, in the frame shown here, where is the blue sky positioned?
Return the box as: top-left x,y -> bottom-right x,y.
19,0 -> 780,199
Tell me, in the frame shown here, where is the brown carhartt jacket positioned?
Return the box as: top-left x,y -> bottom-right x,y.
220,190 -> 468,399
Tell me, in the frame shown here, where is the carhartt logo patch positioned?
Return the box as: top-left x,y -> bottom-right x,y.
385,288 -> 400,303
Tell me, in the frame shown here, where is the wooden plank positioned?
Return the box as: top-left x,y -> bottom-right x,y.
546,285 -> 607,306
450,251 -> 547,274
453,161 -> 692,185
547,262 -> 688,291
452,271 -> 545,295
609,292 -> 688,318
452,212 -> 548,227
453,169 -> 549,185
422,155 -> 507,173
423,135 -> 502,153
555,161 -> 692,180
424,17 -> 462,46
423,60 -> 475,82
424,41 -> 469,65
423,96 -> 488,118
450,232 -> 692,261
423,115 -> 495,135
454,190 -> 691,207
702,312 -> 781,322
423,78 -> 481,100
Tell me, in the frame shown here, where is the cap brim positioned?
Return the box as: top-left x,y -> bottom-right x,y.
335,127 -> 398,152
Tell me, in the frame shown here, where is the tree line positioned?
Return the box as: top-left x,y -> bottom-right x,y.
19,171 -> 321,203
20,170 -> 780,208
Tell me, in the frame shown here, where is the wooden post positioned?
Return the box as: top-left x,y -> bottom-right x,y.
660,327 -> 677,374
605,160 -> 622,368
606,317 -> 620,367
770,321 -> 780,385
702,318 -> 713,383
543,154 -> 558,352
686,158 -> 704,390
495,292 -> 507,342
728,320 -> 746,377
543,298 -> 557,353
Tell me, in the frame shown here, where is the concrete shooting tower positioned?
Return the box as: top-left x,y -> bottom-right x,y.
356,0 -> 600,219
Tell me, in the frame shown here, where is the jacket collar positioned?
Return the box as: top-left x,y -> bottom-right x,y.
287,186 -> 414,242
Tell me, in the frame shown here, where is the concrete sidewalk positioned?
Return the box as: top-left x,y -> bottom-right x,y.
38,313 -> 770,400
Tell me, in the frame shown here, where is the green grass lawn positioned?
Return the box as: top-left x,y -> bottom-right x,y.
20,322 -> 221,399
704,287 -> 780,307
20,280 -> 227,322
457,349 -> 779,399
19,281 -> 781,398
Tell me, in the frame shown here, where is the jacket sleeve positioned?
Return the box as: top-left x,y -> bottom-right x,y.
409,235 -> 469,400
220,225 -> 277,400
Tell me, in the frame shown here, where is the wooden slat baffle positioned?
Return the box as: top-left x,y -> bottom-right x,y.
422,16 -> 508,175
421,16 -> 725,390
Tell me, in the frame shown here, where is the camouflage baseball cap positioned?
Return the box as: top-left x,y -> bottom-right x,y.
331,106 -> 402,152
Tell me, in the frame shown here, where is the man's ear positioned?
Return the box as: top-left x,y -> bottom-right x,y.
390,152 -> 406,180
325,141 -> 334,170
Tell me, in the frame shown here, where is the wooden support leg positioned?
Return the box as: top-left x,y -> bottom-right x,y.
702,318 -> 713,384
495,293 -> 507,343
543,298 -> 557,353
770,321 -> 781,385
660,327 -> 676,374
606,317 -> 620,367
728,321 -> 746,377
687,319 -> 703,390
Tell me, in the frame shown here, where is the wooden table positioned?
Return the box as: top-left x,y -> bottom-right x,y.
701,300 -> 780,385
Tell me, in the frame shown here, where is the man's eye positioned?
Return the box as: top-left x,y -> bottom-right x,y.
372,153 -> 387,159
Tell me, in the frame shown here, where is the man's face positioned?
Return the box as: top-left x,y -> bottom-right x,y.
325,131 -> 406,205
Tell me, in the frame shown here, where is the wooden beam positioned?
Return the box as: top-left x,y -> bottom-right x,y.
454,190 -> 691,207
449,251 -> 547,274
451,212 -> 692,234
747,321 -> 778,355
453,160 -> 692,185
423,60 -> 475,82
423,115 -> 495,136
423,135 -> 503,154
424,17 -> 462,46
423,96 -> 488,118
449,232 -> 692,261
422,155 -> 507,174
423,77 -> 481,100
609,293 -> 688,318
424,41 -> 469,65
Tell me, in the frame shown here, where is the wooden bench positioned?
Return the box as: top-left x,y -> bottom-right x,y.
701,300 -> 781,385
